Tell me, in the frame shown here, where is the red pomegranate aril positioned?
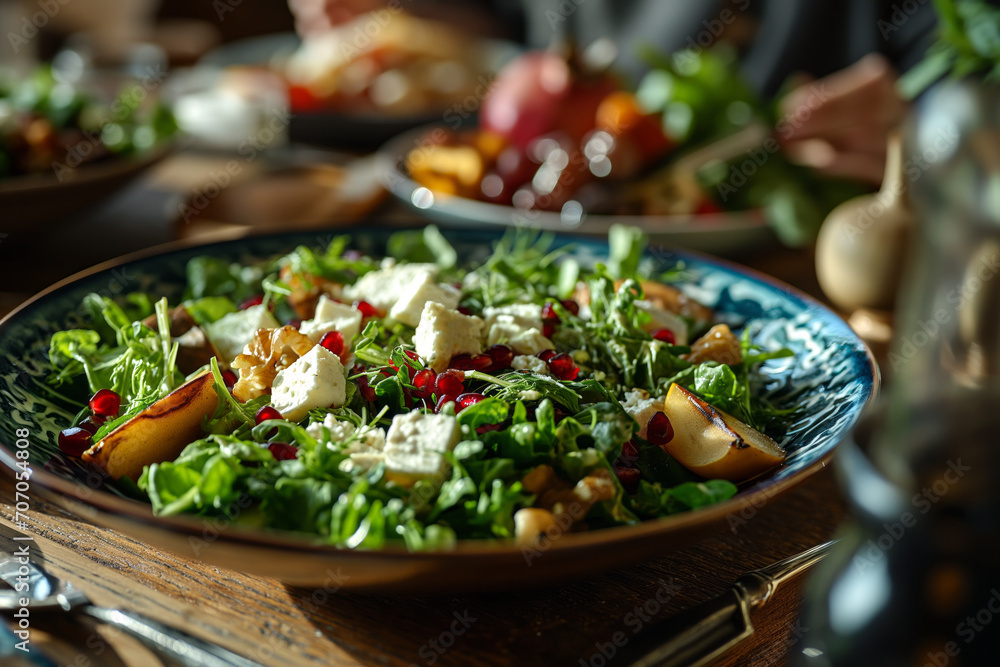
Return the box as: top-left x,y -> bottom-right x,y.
560,299 -> 580,316
448,354 -> 477,371
652,328 -> 677,344
614,466 -> 641,494
287,318 -> 302,330
620,439 -> 639,463
435,394 -> 458,413
646,411 -> 674,447
470,354 -> 493,371
58,427 -> 92,457
411,369 -> 437,399
487,344 -> 515,370
268,442 -> 299,461
255,405 -> 283,425
357,374 -> 377,402
541,302 -> 560,323
239,294 -> 264,310
457,393 -> 486,409
542,322 -> 556,339
457,306 -> 473,316
537,349 -> 557,362
548,353 -> 579,381
318,331 -> 345,356
77,416 -> 101,434
435,370 -> 465,396
221,370 -> 238,388
353,300 -> 379,319
476,423 -> 504,434
89,388 -> 121,418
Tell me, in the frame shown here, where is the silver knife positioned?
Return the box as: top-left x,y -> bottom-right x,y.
617,541 -> 836,667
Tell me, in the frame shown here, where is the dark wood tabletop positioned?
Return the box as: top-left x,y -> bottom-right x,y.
0,154 -> 855,667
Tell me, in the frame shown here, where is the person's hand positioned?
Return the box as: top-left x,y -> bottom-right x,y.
287,0 -> 385,36
778,54 -> 906,185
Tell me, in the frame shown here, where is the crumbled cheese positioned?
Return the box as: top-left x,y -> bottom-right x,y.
204,305 -> 279,364
486,319 -> 554,355
342,263 -> 438,312
270,346 -> 346,421
620,388 -> 666,439
512,355 -> 549,375
382,411 -> 461,486
482,303 -> 544,330
636,300 -> 688,345
299,295 -> 364,344
414,302 -> 485,372
388,273 -> 461,327
518,389 -> 543,401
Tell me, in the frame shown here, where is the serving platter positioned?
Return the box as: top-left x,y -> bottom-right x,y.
0,227 -> 876,592
377,128 -> 774,257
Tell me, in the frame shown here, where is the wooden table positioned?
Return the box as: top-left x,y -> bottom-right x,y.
0,154 -> 852,667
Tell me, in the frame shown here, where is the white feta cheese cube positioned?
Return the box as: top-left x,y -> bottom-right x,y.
270,346 -> 346,421
636,300 -> 689,344
307,414 -> 386,472
388,274 -> 461,327
512,355 -> 549,375
342,263 -> 438,312
204,305 -> 279,364
299,296 -> 364,344
414,302 -> 485,372
383,411 -> 461,486
487,318 -> 554,355
482,303 -> 544,330
620,388 -> 666,439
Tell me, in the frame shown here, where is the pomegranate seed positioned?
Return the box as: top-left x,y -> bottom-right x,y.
268,442 -> 298,461
647,412 -> 674,447
560,299 -> 580,316
471,354 -> 493,371
537,349 -> 557,362
541,302 -> 560,323
615,467 -> 641,494
542,322 -> 556,339
457,393 -> 486,409
255,405 -> 283,425
318,331 -> 345,356
435,394 -> 458,413
435,370 -> 465,396
476,423 -> 503,434
221,370 -> 238,388
548,353 -> 579,381
449,354 -> 486,371
287,318 -> 302,330
457,306 -> 473,316
486,344 -> 515,371
58,427 -> 92,457
89,388 -> 121,418
353,300 -> 379,319
357,374 -> 377,402
652,328 -> 677,344
77,416 -> 102,434
620,439 -> 639,464
411,369 -> 437,399
239,295 -> 264,310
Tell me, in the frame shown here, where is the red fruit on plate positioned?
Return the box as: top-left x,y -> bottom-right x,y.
457,393 -> 486,410
614,466 -> 641,494
435,370 -> 465,397
89,388 -> 121,418
541,302 -> 560,323
646,412 -> 674,447
268,442 -> 299,461
542,322 -> 556,339
58,427 -> 92,457
560,299 -> 580,316
255,405 -> 283,425
548,353 -> 579,381
239,295 -> 264,310
652,328 -> 677,344
353,300 -> 379,319
486,344 -> 515,371
221,369 -> 238,388
356,374 -> 377,402
77,416 -> 103,434
318,331 -> 345,356
411,369 -> 436,400
435,394 -> 458,413
537,349 -> 557,362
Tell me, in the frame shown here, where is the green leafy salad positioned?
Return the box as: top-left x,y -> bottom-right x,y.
48,226 -> 793,551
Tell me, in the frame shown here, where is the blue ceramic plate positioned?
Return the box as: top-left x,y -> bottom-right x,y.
0,227 -> 877,592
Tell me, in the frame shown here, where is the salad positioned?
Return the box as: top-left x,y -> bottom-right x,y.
48,226 -> 793,551
0,66 -> 176,182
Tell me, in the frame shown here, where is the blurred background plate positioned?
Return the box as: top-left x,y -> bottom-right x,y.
0,226 -> 875,593
378,128 -> 774,256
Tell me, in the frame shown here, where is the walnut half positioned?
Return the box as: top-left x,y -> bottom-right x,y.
231,326 -> 315,401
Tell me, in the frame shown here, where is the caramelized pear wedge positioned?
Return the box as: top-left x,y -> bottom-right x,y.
82,373 -> 219,481
661,384 -> 785,482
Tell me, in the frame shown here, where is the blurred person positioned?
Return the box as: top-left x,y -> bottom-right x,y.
288,0 -> 941,185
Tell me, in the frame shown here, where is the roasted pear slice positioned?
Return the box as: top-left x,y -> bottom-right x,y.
661,384 -> 785,482
82,373 -> 219,481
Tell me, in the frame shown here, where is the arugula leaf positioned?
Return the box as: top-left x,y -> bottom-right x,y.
386,225 -> 458,269
608,224 -> 647,279
183,297 -> 236,326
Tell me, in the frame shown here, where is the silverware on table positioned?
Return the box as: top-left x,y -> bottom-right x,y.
0,550 -> 266,667
616,541 -> 836,667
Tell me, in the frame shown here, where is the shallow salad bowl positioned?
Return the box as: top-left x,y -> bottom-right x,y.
0,227 -> 877,592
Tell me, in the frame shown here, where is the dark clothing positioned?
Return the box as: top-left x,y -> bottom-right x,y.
494,0 -> 939,96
